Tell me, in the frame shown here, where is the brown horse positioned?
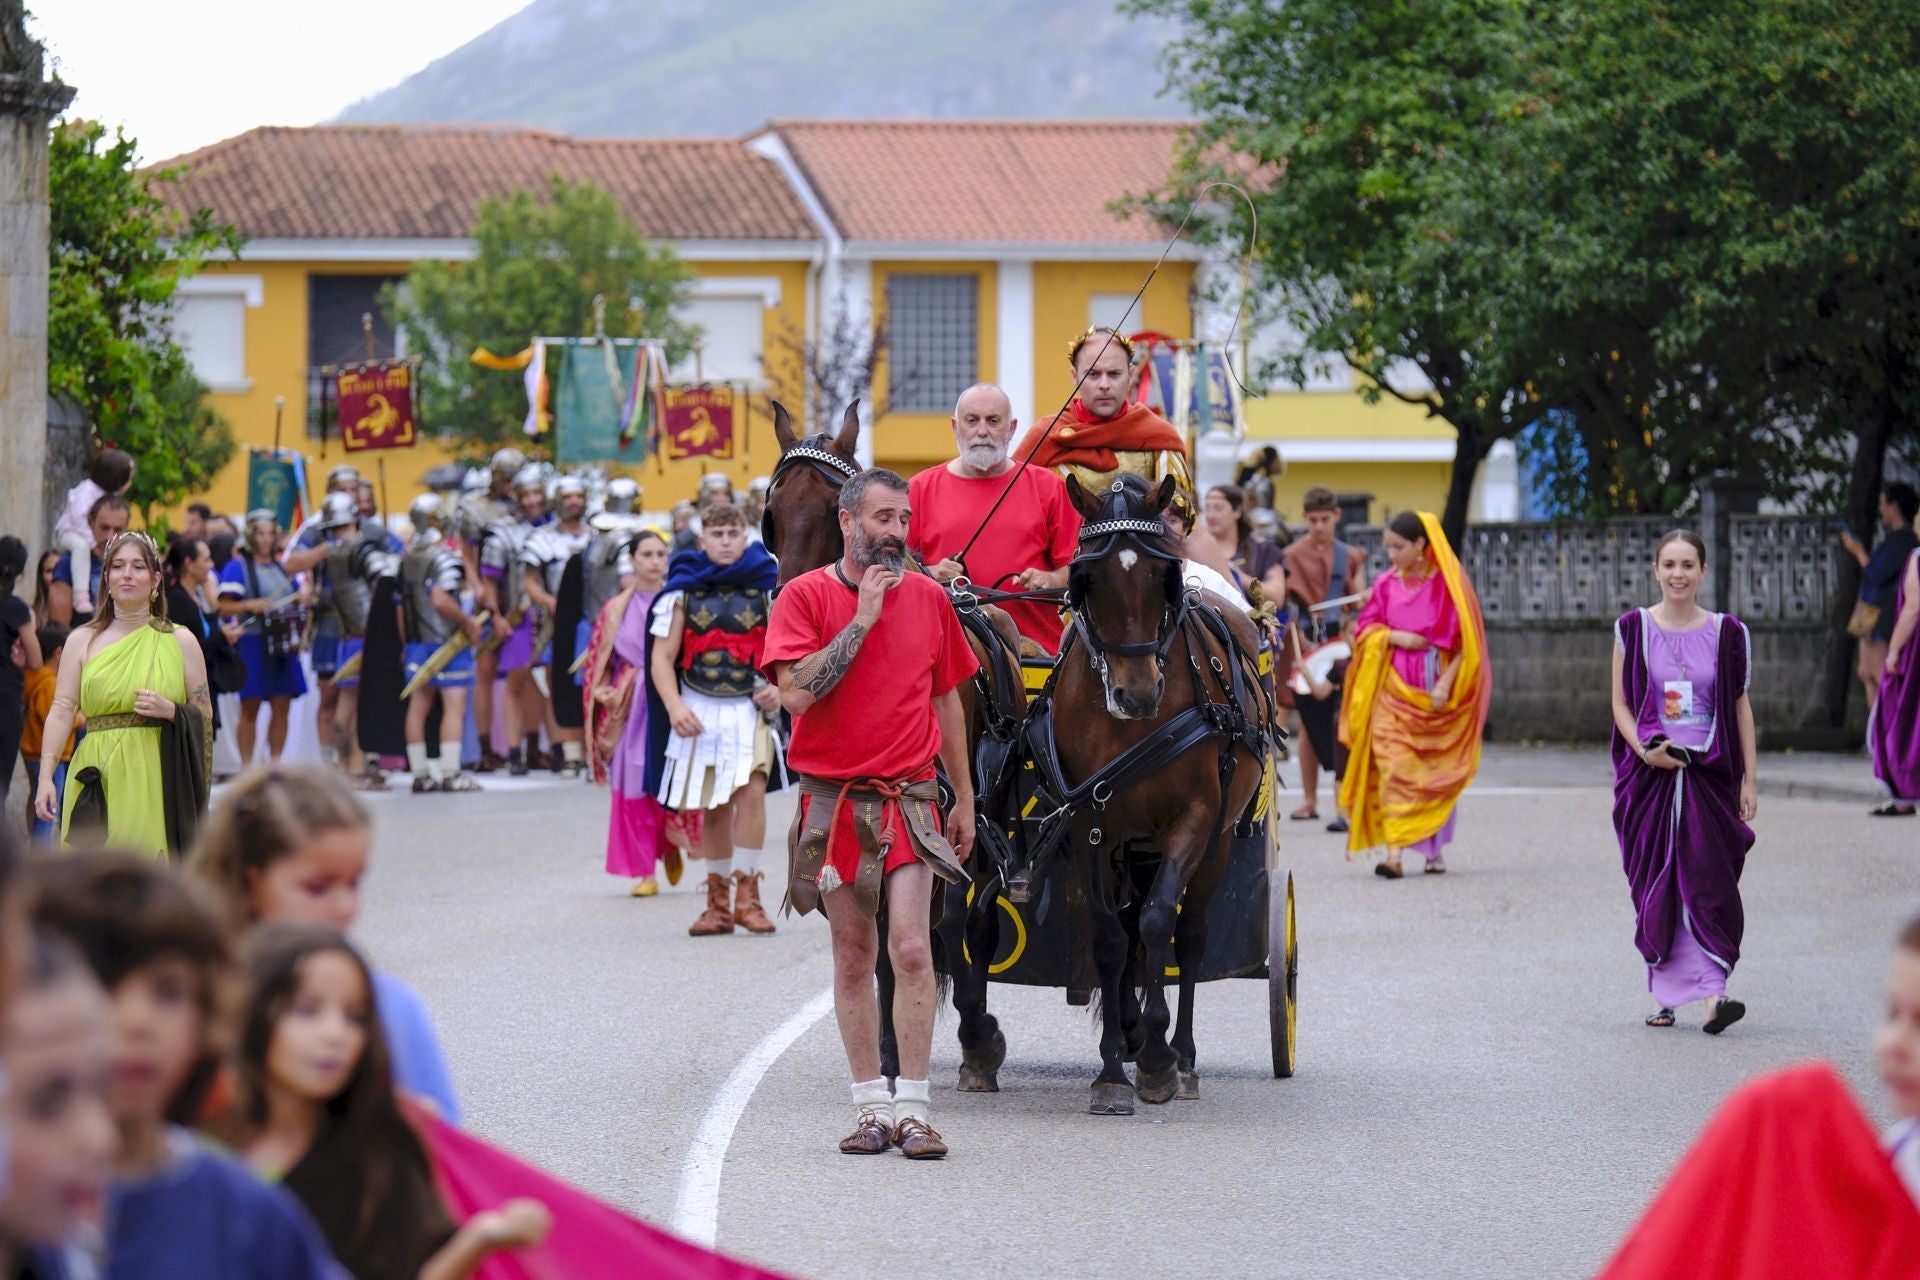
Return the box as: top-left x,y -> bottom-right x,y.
763,400 -> 1025,1091
1045,472 -> 1272,1113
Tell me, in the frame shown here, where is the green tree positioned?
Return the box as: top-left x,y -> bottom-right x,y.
1132,0 -> 1541,541
383,177 -> 697,454
49,119 -> 241,522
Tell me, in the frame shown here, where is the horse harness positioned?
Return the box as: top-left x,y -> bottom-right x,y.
761,443 -> 860,555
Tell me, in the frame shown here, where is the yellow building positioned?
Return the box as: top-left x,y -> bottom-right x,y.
155,120 -> 1469,524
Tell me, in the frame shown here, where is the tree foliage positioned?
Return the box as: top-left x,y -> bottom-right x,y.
48,120 -> 241,521
383,177 -> 697,455
1133,0 -> 1920,534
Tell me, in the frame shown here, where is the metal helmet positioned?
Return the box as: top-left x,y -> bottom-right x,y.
552,475 -> 588,499
244,507 -> 279,535
319,491 -> 359,529
699,471 -> 732,494
408,493 -> 444,532
605,476 -> 641,514
326,464 -> 362,492
748,476 -> 771,495
511,465 -> 546,495
491,447 -> 528,481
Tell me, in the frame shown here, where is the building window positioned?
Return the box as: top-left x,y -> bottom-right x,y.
1088,292 -> 1142,335
668,295 -> 765,386
886,273 -> 977,413
308,274 -> 404,438
174,293 -> 249,391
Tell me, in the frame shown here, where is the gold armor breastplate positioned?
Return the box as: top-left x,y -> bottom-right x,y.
1057,449 -> 1196,519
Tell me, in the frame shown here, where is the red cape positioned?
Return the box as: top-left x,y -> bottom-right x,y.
1015,399 -> 1188,472
409,1101 -> 790,1279
1597,1062 -> 1920,1280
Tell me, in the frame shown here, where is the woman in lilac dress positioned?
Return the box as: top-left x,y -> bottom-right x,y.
1609,530 -> 1758,1034
583,530 -> 687,896
1869,546 -> 1920,817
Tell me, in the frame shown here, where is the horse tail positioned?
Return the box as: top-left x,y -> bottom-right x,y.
931,928 -> 954,1010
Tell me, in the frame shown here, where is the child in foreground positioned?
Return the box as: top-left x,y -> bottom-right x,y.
28,852 -> 339,1280
229,922 -> 549,1279
186,765 -> 461,1121
0,929 -> 115,1279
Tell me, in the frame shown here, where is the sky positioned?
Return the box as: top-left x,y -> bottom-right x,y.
29,0 -> 529,163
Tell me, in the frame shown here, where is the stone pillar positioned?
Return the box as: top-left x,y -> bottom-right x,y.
0,1 -> 76,550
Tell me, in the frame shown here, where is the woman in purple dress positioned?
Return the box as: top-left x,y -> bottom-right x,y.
1870,546 -> 1920,817
1609,530 -> 1758,1034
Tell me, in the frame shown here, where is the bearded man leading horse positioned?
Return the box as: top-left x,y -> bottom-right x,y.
762,400 -> 1027,1099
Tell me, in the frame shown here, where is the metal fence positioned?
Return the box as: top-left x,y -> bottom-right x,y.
1320,515 -> 1846,625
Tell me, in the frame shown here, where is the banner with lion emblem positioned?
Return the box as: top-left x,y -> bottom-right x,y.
662,386 -> 736,461
336,360 -> 418,451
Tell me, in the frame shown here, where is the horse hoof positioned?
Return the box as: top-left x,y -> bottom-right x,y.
1136,1065 -> 1179,1105
1089,1082 -> 1135,1116
1176,1071 -> 1200,1101
957,1066 -> 1000,1093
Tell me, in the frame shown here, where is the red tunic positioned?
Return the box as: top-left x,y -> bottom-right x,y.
763,567 -> 979,881
907,463 -> 1079,652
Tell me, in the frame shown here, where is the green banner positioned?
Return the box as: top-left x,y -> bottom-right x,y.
246,452 -> 301,528
553,343 -> 650,466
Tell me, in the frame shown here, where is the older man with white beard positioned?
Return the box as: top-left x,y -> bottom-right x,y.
907,383 -> 1080,653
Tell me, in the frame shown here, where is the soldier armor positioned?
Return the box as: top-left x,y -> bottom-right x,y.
678,583 -> 769,698
326,535 -> 394,638
582,529 -> 631,622
401,537 -> 463,645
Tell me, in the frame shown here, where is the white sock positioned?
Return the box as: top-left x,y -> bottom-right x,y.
561,740 -> 583,764
707,852 -> 733,880
893,1078 -> 931,1126
734,847 -> 762,877
850,1077 -> 892,1126
406,742 -> 430,776
440,739 -> 464,780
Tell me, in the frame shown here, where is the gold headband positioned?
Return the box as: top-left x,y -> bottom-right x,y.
1067,326 -> 1135,370
103,530 -> 159,559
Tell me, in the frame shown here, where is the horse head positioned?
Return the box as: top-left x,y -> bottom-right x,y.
764,400 -> 863,589
1065,472 -> 1186,720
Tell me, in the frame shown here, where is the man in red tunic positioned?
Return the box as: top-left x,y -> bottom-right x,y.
1012,326 -> 1235,579
909,383 -> 1079,653
762,469 -> 977,1160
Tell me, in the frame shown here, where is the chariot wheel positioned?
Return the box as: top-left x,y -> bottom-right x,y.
1268,871 -> 1297,1079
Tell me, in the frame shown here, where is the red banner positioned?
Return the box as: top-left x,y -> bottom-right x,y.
662,386 -> 735,461
336,360 -> 418,451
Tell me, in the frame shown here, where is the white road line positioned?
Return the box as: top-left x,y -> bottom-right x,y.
672,986 -> 836,1246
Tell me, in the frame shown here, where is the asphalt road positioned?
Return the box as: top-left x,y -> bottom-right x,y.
349,748 -> 1913,1279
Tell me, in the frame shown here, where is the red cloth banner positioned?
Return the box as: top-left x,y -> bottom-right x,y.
663,387 -> 735,461
336,360 -> 418,451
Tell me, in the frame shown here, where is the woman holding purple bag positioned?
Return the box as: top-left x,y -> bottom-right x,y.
1608,530 -> 1758,1035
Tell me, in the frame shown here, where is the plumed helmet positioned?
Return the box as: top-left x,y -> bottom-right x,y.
491,447 -> 528,480
408,493 -> 444,531
552,475 -> 588,499
605,476 -> 641,513
511,465 -> 546,495
319,491 -> 359,529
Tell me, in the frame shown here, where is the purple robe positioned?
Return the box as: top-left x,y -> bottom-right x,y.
1871,550 -> 1920,804
1611,609 -> 1755,974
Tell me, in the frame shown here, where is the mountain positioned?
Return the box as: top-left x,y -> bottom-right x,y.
334,0 -> 1185,137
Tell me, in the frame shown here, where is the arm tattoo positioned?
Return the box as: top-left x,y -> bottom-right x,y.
791,620 -> 869,698
188,681 -> 211,713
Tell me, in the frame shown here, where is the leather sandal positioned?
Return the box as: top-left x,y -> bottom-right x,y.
891,1116 -> 948,1160
839,1110 -> 892,1154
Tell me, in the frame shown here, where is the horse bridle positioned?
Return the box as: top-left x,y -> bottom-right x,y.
761,443 -> 860,552
1068,482 -> 1191,665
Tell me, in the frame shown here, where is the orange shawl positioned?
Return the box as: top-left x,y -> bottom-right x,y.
1337,512 -> 1491,853
1015,400 -> 1189,472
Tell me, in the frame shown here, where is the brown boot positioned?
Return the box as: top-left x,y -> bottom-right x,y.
689,873 -> 735,936
732,871 -> 776,934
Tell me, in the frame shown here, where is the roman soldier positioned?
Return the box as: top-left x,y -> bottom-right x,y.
483,466 -> 552,775
646,501 -> 786,936
525,475 -> 595,778
316,492 -> 399,788
459,445 -> 528,771
399,495 -> 483,794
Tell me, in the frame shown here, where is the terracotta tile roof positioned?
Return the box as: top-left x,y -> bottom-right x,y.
766,119 -> 1191,245
148,125 -> 819,243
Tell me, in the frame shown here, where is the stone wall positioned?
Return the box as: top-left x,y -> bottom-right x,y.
0,9 -> 75,550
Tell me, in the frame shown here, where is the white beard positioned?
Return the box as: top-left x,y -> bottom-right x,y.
961,442 -> 1006,471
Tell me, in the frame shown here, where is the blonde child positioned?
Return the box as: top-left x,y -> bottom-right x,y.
53,450 -> 136,616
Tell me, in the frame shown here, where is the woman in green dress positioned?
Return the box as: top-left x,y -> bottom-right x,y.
32,531 -> 211,858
